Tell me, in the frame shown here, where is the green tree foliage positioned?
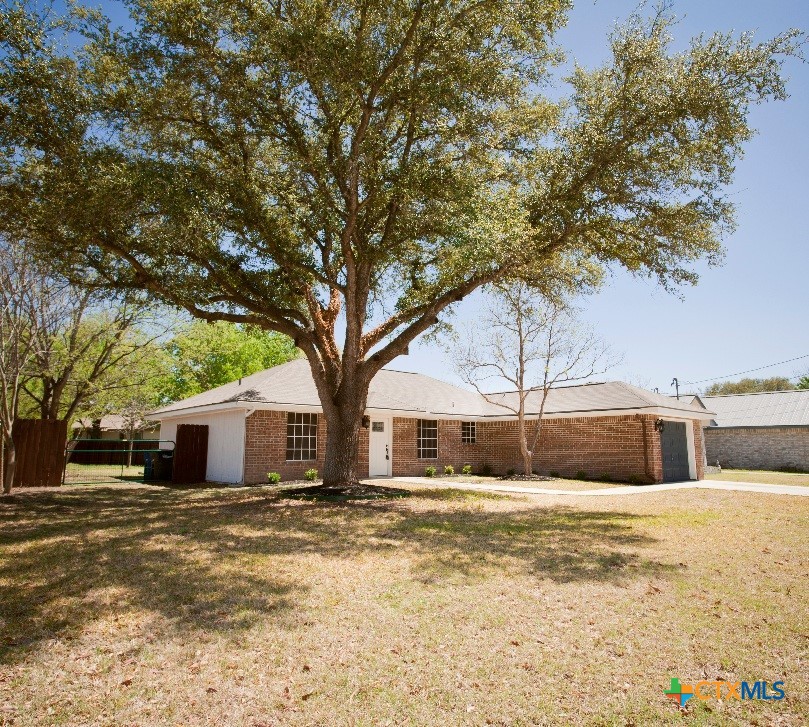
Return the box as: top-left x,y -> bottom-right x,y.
704,377 -> 797,396
797,375 -> 809,390
19,291 -> 172,423
1,1 -> 802,485
160,321 -> 300,402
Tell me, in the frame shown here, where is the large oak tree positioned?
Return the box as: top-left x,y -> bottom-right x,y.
1,0 -> 801,486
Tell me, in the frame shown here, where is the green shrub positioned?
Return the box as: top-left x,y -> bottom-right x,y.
444,465 -> 454,476
479,463 -> 493,476
425,466 -> 437,478
506,468 -> 516,477
461,464 -> 473,476
575,470 -> 588,481
304,468 -> 318,481
548,470 -> 560,478
266,472 -> 281,484
626,474 -> 644,485
599,473 -> 612,482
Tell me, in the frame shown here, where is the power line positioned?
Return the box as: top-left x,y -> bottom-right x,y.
681,353 -> 809,386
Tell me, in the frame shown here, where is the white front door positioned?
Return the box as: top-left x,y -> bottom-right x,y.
369,417 -> 392,477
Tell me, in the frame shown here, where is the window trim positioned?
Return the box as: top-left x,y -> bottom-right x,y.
417,419 -> 438,460
461,421 -> 476,444
286,412 -> 318,461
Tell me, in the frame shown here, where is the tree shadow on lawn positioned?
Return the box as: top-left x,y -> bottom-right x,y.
0,488 -> 304,666
0,486 -> 674,665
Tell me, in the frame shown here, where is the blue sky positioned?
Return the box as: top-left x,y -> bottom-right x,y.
398,0 -> 809,394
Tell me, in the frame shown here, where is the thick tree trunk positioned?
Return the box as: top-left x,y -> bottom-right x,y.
322,411 -> 363,486
318,373 -> 369,488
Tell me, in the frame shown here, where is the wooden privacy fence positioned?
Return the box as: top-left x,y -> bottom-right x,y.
172,424 -> 209,484
9,419 -> 68,488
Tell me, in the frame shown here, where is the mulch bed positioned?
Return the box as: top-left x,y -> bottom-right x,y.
497,474 -> 557,482
279,482 -> 411,501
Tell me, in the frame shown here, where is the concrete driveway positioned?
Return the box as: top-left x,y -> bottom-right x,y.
391,477 -> 809,497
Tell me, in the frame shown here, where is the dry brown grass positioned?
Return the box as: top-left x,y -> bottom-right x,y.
0,483 -> 806,726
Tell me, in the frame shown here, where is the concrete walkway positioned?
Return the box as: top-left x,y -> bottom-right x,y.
391,477 -> 809,497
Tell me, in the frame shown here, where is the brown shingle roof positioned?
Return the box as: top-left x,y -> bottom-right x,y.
151,359 -> 710,419
488,381 -> 713,417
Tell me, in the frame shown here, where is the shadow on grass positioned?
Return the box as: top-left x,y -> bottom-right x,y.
0,487 -> 303,666
0,485 -> 673,664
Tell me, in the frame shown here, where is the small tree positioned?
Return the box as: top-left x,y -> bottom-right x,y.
117,396 -> 157,467
797,374 -> 809,391
454,283 -> 616,476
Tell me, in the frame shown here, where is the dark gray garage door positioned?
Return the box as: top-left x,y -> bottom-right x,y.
660,421 -> 691,482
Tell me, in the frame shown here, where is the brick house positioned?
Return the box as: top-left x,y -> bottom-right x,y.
700,390 -> 809,472
152,359 -> 711,485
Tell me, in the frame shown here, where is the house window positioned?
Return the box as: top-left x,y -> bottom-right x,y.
461,421 -> 476,444
286,412 -> 317,461
417,419 -> 438,459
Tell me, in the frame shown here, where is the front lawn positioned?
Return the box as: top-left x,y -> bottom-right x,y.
0,484 -> 806,725
706,468 -> 809,487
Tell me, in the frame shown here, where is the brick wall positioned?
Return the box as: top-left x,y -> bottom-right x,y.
479,415 -> 662,482
242,409 -> 704,484
391,414 -> 695,482
704,426 -> 809,471
391,418 -> 487,477
243,410 -> 369,483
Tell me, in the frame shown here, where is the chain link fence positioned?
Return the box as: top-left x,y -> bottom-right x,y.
63,439 -> 176,485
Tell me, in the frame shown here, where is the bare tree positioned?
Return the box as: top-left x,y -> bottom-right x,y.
454,283 -> 618,476
0,239 -> 40,493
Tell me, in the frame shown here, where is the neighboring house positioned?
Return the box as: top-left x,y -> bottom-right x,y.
700,390 -> 809,471
71,415 -> 160,441
150,359 -> 712,485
